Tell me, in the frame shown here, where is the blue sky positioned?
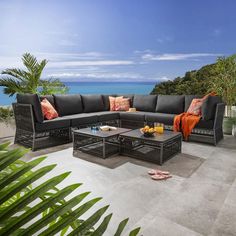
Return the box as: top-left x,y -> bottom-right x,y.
0,0 -> 235,82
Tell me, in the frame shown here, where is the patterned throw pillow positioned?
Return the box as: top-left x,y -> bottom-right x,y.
109,96 -> 123,111
187,98 -> 204,116
187,92 -> 216,116
41,98 -> 58,120
115,97 -> 131,111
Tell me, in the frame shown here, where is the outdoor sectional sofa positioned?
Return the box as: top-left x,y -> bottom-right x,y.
12,93 -> 225,151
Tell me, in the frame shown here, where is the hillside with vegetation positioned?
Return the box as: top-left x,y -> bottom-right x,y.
151,63 -> 218,95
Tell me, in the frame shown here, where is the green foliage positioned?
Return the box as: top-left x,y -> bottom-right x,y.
209,54 -> 236,116
39,78 -> 69,95
0,106 -> 14,124
151,63 -> 218,95
0,142 -> 141,235
151,54 -> 236,112
0,53 -> 69,96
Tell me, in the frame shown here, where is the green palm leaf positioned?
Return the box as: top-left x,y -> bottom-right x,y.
57,204 -> 109,236
21,193 -> 92,236
0,165 -> 57,206
114,218 -> 129,236
90,213 -> 113,236
0,156 -> 46,190
0,184 -> 81,235
0,171 -> 70,222
0,142 -> 141,235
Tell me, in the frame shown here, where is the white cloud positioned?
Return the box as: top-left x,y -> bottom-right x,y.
142,53 -> 221,61
48,60 -> 134,68
47,72 -> 142,80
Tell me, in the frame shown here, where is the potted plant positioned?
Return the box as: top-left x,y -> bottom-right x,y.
210,54 -> 236,134
0,106 -> 15,138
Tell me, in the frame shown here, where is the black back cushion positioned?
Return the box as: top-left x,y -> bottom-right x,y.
184,95 -> 201,111
156,95 -> 185,114
201,96 -> 222,120
82,95 -> 104,112
133,95 -> 157,112
53,94 -> 83,116
17,93 -> 44,123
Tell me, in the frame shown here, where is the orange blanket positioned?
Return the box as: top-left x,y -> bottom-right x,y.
173,92 -> 216,140
173,113 -> 201,140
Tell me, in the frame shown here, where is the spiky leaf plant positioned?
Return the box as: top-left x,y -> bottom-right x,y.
0,142 -> 140,236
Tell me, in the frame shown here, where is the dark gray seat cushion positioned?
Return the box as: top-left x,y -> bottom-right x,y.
82,95 -> 104,112
53,94 -> 83,116
35,117 -> 70,131
119,112 -> 146,121
17,93 -> 44,123
93,111 -> 120,122
145,112 -> 175,125
40,95 -> 55,107
66,113 -> 98,127
133,95 -> 157,112
156,95 -> 185,114
184,95 -> 201,111
195,119 -> 214,129
201,96 -> 222,120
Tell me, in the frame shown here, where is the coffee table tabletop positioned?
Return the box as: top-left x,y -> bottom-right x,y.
73,127 -> 131,138
119,129 -> 182,142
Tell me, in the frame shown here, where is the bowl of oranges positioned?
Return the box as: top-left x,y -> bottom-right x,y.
140,125 -> 155,137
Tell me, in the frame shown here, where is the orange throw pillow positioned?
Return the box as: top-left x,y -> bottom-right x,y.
115,97 -> 131,111
41,98 -> 58,120
109,96 -> 123,111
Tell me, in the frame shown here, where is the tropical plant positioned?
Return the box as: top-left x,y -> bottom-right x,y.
209,54 -> 236,117
0,142 -> 140,236
0,106 -> 14,124
0,53 -> 68,96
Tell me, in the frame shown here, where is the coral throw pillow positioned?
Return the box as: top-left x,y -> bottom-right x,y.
41,98 -> 58,120
109,96 -> 123,111
187,92 -> 216,116
187,98 -> 204,116
115,97 -> 130,111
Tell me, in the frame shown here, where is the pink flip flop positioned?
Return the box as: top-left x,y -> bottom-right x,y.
151,174 -> 172,181
148,169 -> 170,175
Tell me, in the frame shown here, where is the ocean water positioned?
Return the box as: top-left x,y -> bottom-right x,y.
0,82 -> 156,106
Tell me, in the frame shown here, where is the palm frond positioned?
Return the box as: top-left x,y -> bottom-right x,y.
0,142 -> 141,235
22,53 -> 38,74
1,68 -> 29,82
0,78 -> 25,96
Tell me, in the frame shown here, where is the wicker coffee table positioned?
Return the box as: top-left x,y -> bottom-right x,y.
73,127 -> 131,158
119,129 -> 182,165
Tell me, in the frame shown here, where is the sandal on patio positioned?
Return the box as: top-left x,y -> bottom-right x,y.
151,174 -> 172,181
148,169 -> 170,175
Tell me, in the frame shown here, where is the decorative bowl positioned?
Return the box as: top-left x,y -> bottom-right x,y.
140,128 -> 155,137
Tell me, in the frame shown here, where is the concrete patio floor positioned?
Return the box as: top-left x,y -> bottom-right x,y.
2,135 -> 236,236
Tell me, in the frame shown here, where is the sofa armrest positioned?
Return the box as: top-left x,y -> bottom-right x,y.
213,103 -> 225,130
12,103 -> 35,132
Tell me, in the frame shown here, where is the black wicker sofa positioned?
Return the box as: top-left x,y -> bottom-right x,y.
12,93 -> 225,151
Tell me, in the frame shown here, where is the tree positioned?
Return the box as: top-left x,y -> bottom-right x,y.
209,54 -> 236,117
0,53 -> 68,96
